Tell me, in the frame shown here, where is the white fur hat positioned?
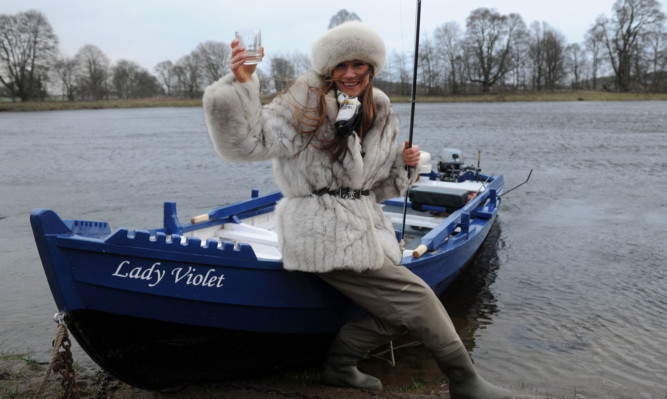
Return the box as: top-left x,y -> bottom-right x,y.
311,21 -> 386,76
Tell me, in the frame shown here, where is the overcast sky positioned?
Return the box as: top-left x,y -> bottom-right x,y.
4,0 -> 666,73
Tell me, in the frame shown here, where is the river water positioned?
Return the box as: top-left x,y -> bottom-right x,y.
1,101 -> 665,398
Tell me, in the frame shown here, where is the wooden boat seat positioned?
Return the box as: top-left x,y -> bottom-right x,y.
382,207 -> 447,229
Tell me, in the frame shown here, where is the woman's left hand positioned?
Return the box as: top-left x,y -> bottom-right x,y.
403,141 -> 421,167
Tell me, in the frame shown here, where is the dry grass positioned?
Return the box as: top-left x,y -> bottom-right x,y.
0,97 -> 202,112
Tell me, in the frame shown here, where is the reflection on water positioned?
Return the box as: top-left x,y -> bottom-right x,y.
440,222 -> 503,352
1,102 -> 666,398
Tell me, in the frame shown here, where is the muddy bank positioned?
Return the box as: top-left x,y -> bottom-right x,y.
1,356 -> 452,398
1,352 -> 547,399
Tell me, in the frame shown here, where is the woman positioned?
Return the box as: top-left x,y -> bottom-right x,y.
203,21 -> 513,399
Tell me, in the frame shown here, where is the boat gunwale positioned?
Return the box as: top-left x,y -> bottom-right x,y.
38,173 -> 503,271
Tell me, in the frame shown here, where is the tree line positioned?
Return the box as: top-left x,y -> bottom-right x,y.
1,1 -> 665,103
386,0 -> 665,95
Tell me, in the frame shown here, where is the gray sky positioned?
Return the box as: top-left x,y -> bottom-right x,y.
4,0 -> 665,73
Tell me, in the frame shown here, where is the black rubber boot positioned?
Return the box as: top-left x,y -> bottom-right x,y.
436,347 -> 514,399
323,358 -> 382,391
322,333 -> 383,391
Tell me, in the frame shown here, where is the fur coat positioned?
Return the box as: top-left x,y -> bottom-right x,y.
203,70 -> 418,273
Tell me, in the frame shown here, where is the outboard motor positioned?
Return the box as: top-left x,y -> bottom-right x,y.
437,148 -> 464,181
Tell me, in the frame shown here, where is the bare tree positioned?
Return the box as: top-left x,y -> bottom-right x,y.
328,9 -> 361,29
291,52 -> 311,76
506,13 -> 529,89
131,70 -> 162,98
418,35 -> 442,94
0,10 -> 58,101
599,0 -> 665,91
586,18 -> 607,89
268,52 -> 309,93
390,51 -> 411,96
75,44 -> 111,100
192,41 -> 230,87
154,60 -> 175,96
376,54 -> 395,95
173,54 -> 200,98
543,27 -> 567,89
644,27 -> 666,90
112,59 -> 138,99
528,22 -> 545,90
270,56 -> 295,92
463,8 -> 515,92
52,56 -> 78,100
435,21 -> 465,94
566,43 -> 585,88
528,23 -> 567,90
111,59 -> 161,99
255,68 -> 274,96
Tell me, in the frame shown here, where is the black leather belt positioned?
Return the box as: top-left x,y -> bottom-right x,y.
312,187 -> 370,199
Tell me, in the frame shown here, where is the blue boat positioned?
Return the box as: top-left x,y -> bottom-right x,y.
30,150 -> 503,390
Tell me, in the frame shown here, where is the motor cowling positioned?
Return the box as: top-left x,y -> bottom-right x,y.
437,148 -> 465,181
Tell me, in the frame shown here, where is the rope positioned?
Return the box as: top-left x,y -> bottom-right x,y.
35,312 -> 79,399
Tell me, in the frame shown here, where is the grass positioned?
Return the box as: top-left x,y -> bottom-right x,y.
0,352 -> 38,366
391,378 -> 426,393
2,384 -> 21,399
0,96 -> 202,112
1,90 -> 665,112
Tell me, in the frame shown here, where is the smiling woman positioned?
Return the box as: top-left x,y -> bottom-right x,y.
202,20 -> 514,398
332,60 -> 372,97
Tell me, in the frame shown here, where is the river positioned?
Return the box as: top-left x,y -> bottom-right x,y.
0,100 -> 665,398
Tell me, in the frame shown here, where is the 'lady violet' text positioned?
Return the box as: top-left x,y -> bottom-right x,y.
112,261 -> 225,288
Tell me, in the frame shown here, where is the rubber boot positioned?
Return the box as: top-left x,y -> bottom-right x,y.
323,359 -> 382,390
323,340 -> 382,391
436,347 -> 514,399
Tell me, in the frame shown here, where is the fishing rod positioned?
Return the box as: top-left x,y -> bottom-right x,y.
499,169 -> 533,197
400,0 -> 422,238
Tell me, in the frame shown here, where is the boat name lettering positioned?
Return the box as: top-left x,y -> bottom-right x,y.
112,261 -> 225,288
171,266 -> 225,288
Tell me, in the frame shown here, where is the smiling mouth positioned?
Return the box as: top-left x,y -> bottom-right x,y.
341,82 -> 359,87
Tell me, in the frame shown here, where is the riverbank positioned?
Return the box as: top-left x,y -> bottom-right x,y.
0,355 -> 551,399
2,91 -> 666,112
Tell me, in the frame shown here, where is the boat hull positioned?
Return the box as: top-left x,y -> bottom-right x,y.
64,309 -> 334,389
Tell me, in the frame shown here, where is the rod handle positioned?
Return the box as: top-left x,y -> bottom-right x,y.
412,244 -> 428,258
190,214 -> 210,224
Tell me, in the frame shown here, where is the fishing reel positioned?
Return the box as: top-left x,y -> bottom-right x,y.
436,148 -> 479,182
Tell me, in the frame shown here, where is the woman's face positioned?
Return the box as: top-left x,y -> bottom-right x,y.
332,60 -> 371,97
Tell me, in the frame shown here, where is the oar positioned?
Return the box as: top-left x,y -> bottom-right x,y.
400,0 -> 422,238
190,191 -> 283,224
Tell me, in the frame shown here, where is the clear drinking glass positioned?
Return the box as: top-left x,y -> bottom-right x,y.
235,28 -> 262,65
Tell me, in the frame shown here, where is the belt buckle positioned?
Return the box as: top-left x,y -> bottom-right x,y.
337,187 -> 350,199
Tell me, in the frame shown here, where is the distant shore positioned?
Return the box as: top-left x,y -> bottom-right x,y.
2,91 -> 666,112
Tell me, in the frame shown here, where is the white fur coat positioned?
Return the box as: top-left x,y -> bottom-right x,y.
203,71 -> 417,273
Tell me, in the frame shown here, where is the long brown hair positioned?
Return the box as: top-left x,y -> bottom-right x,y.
291,66 -> 376,162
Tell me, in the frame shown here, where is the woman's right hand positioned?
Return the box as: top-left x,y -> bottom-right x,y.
230,39 -> 263,83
